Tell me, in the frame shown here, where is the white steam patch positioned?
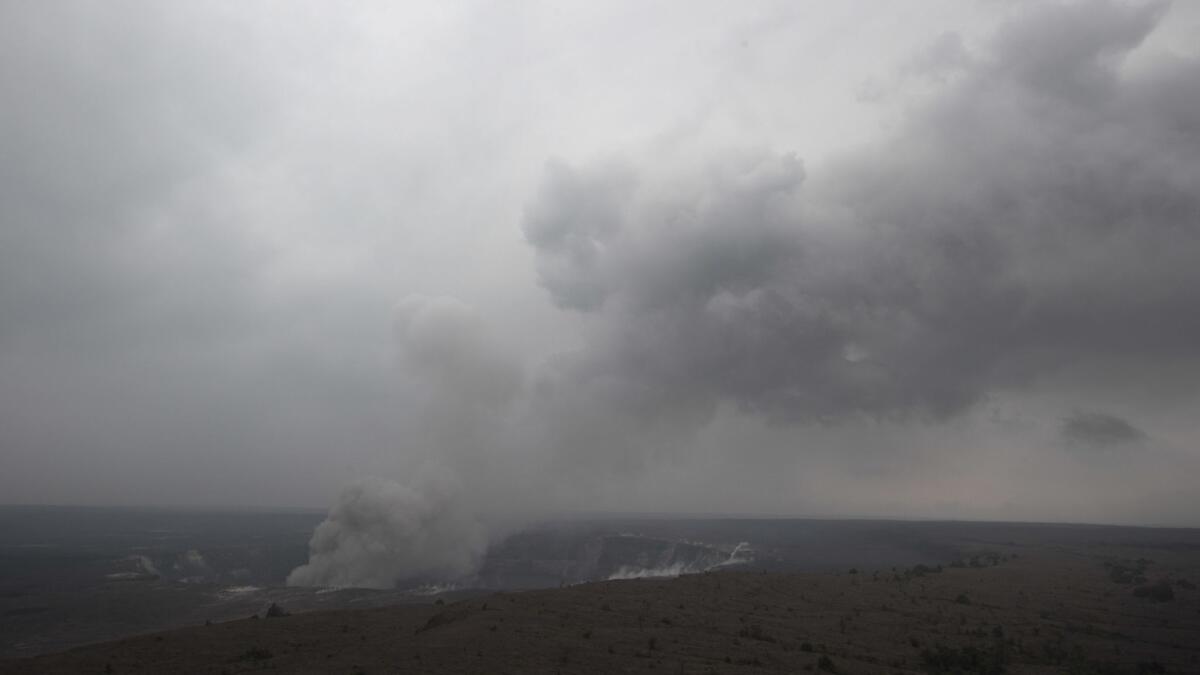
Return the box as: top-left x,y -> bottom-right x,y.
135,555 -> 159,577
404,582 -> 462,596
220,585 -> 262,596
606,562 -> 696,580
712,542 -> 754,569
181,549 -> 207,569
606,541 -> 754,580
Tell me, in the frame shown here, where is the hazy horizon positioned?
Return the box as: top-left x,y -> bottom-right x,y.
3,502 -> 1197,531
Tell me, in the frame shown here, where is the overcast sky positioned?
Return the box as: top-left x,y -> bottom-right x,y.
2,0 -> 1199,528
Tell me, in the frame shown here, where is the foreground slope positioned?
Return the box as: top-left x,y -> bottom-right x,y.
4,546 -> 1199,675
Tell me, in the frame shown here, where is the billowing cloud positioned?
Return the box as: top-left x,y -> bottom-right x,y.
523,0 -> 1200,425
292,3 -> 1200,585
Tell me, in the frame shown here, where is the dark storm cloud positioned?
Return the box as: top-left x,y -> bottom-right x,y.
1061,411 -> 1148,447
523,0 -> 1200,425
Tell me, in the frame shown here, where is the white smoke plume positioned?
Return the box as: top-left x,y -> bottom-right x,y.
287,296 -> 523,589
287,476 -> 488,588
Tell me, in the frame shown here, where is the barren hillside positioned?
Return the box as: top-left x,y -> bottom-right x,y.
6,546 -> 1198,674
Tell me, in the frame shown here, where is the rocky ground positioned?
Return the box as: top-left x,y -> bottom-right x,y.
4,544 -> 1198,674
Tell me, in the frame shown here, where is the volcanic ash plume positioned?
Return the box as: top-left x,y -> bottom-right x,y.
290,1 -> 1200,585
288,297 -> 522,589
286,476 -> 488,589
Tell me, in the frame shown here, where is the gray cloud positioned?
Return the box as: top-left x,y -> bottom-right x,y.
293,1 -> 1200,587
393,296 -> 521,412
523,0 -> 1200,426
1061,411 -> 1148,447
0,2 -> 406,508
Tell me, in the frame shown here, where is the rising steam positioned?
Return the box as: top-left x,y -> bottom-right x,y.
287,476 -> 488,588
